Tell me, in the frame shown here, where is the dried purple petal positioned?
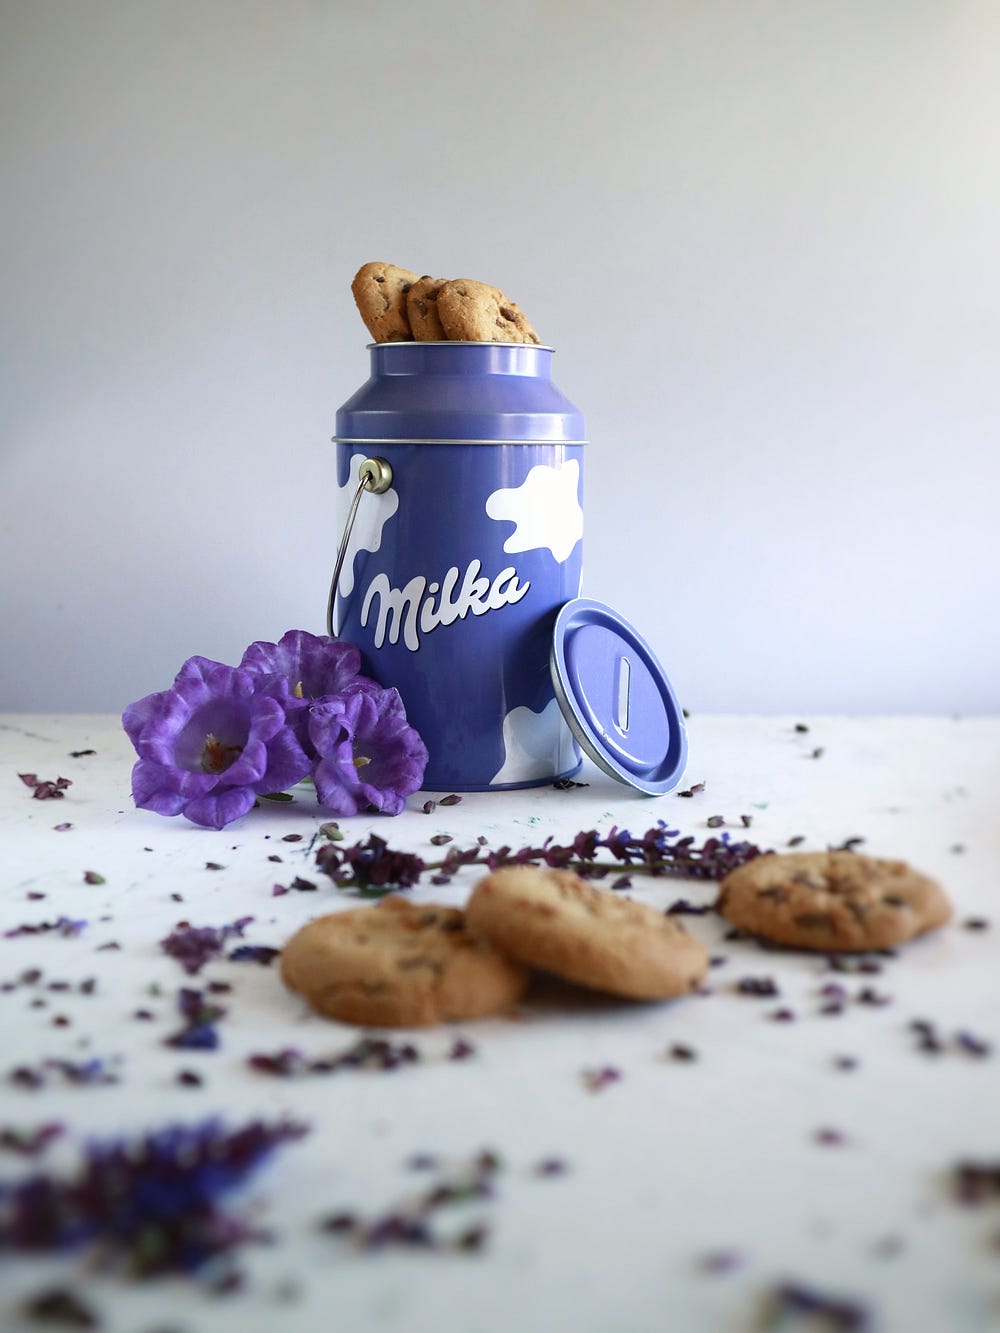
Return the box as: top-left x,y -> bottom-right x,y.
19,774 -> 72,800
814,1127 -> 848,1147
954,1030 -> 992,1058
833,1055 -> 859,1071
20,1286 -> 98,1327
737,976 -> 779,997
0,1123 -> 65,1156
581,1066 -> 622,1093
952,1160 -> 1000,1206
160,917 -> 253,975
910,1019 -> 944,1054
766,1281 -> 871,1330
666,898 -> 711,916
164,987 -> 227,1050
438,794 -> 462,806
228,945 -> 280,967
533,1157 -> 569,1177
699,1249 -> 744,1274
676,782 -> 705,798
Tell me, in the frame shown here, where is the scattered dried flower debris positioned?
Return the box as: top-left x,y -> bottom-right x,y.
4,917 -> 87,940
552,778 -> 589,790
438,794 -> 462,806
676,782 -> 705,798
319,1149 -> 501,1254
18,774 -> 72,800
9,1057 -> 120,1090
160,917 -> 253,975
908,1019 -> 992,1058
249,1036 -> 420,1078
82,871 -> 105,886
0,1117 -> 308,1276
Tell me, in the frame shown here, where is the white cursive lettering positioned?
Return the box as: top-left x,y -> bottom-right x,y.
361,560 -> 530,651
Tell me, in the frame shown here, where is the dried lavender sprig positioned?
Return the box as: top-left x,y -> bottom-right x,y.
316,825 -> 770,895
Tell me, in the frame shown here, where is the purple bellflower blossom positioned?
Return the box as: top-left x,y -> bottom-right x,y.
310,688 -> 429,816
239,629 -> 369,703
122,657 -> 312,830
123,633 -> 429,827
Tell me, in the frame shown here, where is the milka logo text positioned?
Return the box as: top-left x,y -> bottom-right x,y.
360,559 -> 530,651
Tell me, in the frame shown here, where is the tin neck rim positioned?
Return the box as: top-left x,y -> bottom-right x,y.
367,341 -> 556,376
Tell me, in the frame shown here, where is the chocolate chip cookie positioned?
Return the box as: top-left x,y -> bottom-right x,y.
465,866 -> 709,1001
351,262 -> 419,343
717,850 -> 952,952
436,278 -> 540,344
406,275 -> 448,340
280,897 -> 529,1028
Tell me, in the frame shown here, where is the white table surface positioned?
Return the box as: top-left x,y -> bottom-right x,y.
1,713 -> 998,1333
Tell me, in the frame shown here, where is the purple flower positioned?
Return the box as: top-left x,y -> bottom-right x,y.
239,629 -> 367,701
309,689 -> 428,816
122,657 -> 312,830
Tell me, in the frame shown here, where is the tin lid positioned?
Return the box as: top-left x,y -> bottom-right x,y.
550,599 -> 687,795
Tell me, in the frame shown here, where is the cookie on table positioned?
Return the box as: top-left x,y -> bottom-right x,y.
406,275 -> 448,340
351,262 -> 419,343
280,896 -> 529,1028
716,850 -> 952,952
436,278 -> 541,344
465,866 -> 709,1001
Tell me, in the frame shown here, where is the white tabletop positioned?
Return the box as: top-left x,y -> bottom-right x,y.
1,713 -> 998,1333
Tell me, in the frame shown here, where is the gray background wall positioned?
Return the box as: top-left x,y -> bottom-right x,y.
3,0 -> 998,715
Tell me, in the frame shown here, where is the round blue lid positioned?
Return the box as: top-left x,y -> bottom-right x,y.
550,599 -> 688,795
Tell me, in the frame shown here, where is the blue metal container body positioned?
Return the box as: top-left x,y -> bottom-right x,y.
333,342 -> 586,791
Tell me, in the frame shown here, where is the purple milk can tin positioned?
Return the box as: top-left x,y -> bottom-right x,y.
331,341 -> 586,792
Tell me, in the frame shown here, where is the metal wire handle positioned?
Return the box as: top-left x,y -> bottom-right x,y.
326,457 -> 393,638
